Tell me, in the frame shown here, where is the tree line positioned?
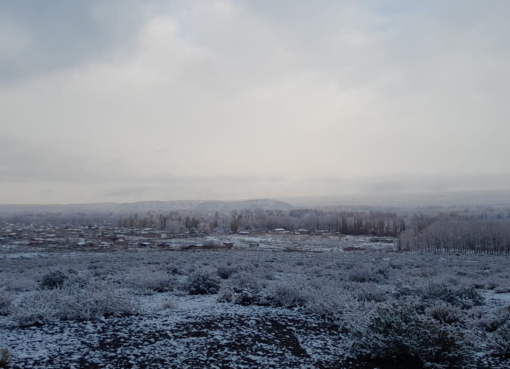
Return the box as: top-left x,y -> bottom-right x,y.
115,209 -> 403,236
398,217 -> 510,254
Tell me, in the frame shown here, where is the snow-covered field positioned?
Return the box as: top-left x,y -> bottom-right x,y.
2,240 -> 510,368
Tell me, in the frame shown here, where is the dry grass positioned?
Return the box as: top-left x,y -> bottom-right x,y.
162,300 -> 177,310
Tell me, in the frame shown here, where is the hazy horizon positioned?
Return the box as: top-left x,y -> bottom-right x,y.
1,189 -> 510,209
1,1 -> 509,204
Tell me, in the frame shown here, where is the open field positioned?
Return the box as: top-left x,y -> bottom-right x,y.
2,235 -> 510,369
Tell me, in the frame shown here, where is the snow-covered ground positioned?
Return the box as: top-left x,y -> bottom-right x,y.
167,233 -> 395,253
1,294 -> 346,369
1,240 -> 510,368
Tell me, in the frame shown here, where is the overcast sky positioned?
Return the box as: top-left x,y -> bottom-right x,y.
1,0 -> 509,204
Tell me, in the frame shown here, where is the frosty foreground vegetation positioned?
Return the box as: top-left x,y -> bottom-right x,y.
2,244 -> 510,368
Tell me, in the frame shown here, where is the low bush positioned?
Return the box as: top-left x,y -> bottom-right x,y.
491,321 -> 510,356
39,270 -> 68,290
0,291 -> 12,316
0,348 -> 11,368
352,303 -> 473,368
474,308 -> 510,333
55,280 -> 136,320
166,266 -> 182,275
217,272 -> 269,305
269,282 -> 309,308
122,270 -> 177,294
138,274 -> 176,293
305,282 -> 371,325
217,288 -> 234,303
2,277 -> 38,293
162,300 -> 177,310
227,272 -> 265,291
12,279 -> 137,326
216,266 -> 237,280
11,291 -> 57,327
427,305 -> 463,325
355,284 -> 388,303
348,266 -> 381,284
186,272 -> 221,295
486,280 -> 498,290
423,282 -> 484,309
494,285 -> 510,294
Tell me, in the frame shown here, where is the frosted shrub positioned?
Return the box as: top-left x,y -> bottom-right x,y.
0,290 -> 12,316
306,282 -> 372,325
186,272 -> 221,295
12,279 -> 136,326
166,265 -> 182,275
55,280 -> 136,321
348,266 -> 380,283
232,288 -> 265,306
424,282 -> 484,309
135,273 -> 176,294
355,283 -> 389,303
455,286 -> 484,308
216,266 -> 237,280
122,269 -> 177,294
486,280 -> 498,290
145,275 -> 177,293
11,291 -> 58,327
227,272 -> 265,292
162,300 -> 177,310
39,270 -> 68,290
473,308 -> 510,333
491,321 -> 510,356
217,272 -> 269,305
217,288 -> 234,303
352,303 -> 473,368
494,285 -> 510,294
427,305 -> 463,325
2,277 -> 38,293
269,281 -> 309,308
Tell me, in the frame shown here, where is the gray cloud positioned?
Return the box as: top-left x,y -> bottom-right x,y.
0,0 -> 509,204
0,0 -> 155,83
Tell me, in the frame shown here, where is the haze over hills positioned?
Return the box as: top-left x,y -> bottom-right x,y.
191,199 -> 293,212
0,191 -> 509,216
279,190 -> 510,209
0,199 -> 294,215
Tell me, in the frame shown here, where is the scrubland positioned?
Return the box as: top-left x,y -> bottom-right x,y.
2,242 -> 510,368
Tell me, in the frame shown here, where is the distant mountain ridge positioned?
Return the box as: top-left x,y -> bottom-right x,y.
278,190 -> 510,208
2,190 -> 509,216
0,199 -> 293,215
